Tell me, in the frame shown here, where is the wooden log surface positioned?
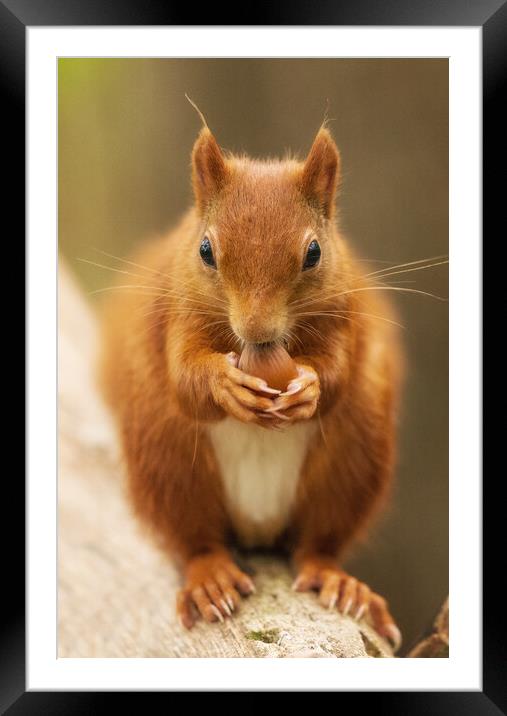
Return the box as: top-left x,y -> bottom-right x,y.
407,599 -> 449,658
58,261 -> 393,658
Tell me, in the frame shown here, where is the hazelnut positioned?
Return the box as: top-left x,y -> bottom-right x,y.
238,343 -> 298,393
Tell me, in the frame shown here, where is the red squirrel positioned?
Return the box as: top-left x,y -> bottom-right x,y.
99,117 -> 403,649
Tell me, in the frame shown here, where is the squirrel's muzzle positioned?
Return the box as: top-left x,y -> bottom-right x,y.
229,295 -> 288,345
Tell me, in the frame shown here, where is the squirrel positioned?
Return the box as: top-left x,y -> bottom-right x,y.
98,115 -> 403,650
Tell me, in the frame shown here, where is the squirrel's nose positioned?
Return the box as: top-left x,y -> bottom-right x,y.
231,310 -> 285,345
229,292 -> 288,345
244,325 -> 281,345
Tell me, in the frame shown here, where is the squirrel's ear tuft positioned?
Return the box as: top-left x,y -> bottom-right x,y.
300,128 -> 340,219
191,128 -> 229,212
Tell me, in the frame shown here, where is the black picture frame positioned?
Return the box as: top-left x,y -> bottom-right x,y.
5,0 -> 493,711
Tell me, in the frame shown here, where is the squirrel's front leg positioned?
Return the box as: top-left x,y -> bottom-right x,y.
168,338 -> 281,425
263,351 -> 344,424
265,362 -> 320,423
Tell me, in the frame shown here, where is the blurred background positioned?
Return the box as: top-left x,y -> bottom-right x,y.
58,58 -> 448,653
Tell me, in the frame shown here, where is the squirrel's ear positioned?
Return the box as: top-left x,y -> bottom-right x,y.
300,128 -> 340,218
191,127 -> 229,211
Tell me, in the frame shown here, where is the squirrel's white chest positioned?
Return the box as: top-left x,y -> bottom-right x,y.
208,418 -> 317,546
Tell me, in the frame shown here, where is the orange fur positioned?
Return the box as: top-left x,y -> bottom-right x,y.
98,125 -> 403,637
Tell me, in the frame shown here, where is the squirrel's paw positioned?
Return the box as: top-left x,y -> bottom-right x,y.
292,557 -> 401,652
177,551 -> 255,629
212,352 -> 281,426
264,364 -> 320,424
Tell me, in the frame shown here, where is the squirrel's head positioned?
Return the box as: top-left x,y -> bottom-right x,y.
190,125 -> 342,346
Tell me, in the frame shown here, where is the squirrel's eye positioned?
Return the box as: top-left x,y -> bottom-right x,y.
200,236 -> 216,268
303,239 -> 321,270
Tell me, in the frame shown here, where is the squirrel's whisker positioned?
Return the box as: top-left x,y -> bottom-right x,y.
90,247 -> 228,304
362,254 -> 448,279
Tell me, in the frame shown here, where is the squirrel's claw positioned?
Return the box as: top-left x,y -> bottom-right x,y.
293,558 -> 401,651
177,552 -> 255,628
